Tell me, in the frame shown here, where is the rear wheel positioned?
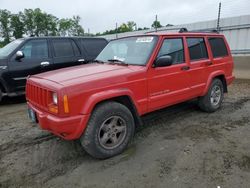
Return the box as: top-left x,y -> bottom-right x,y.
198,78 -> 224,112
80,101 -> 135,159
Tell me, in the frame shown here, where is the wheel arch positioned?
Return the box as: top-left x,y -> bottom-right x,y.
202,71 -> 227,96
81,89 -> 143,126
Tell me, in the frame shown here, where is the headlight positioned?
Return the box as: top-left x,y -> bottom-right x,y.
52,92 -> 58,105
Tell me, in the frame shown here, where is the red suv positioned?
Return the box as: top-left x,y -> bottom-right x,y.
26,30 -> 234,159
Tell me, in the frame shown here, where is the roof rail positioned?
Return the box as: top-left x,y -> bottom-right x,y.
178,28 -> 219,33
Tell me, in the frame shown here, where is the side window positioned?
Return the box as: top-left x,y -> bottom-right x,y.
187,38 -> 208,61
20,39 -> 48,59
208,38 -> 228,58
81,39 -> 107,58
52,39 -> 74,57
157,38 -> 184,64
71,40 -> 81,56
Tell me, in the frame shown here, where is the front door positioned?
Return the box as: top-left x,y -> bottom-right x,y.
8,39 -> 52,92
148,37 -> 191,112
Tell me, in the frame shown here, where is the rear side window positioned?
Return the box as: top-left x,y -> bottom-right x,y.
187,38 -> 208,61
157,38 -> 184,64
52,39 -> 75,57
81,39 -> 107,58
20,39 -> 48,59
208,38 -> 228,58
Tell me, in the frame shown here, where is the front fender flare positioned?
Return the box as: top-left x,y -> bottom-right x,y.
80,88 -> 139,115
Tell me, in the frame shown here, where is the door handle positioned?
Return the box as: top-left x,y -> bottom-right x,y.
205,61 -> 213,66
181,66 -> 190,71
40,61 -> 50,67
78,59 -> 85,62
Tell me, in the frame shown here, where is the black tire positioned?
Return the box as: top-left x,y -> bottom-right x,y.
0,88 -> 2,103
198,78 -> 224,112
80,101 -> 135,159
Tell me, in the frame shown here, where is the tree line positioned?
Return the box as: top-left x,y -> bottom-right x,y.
0,8 -> 84,46
0,8 -> 173,47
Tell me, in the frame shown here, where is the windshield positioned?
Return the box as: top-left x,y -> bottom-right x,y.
96,36 -> 158,65
0,39 -> 24,58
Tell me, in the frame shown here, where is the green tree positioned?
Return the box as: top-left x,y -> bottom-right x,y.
58,16 -> 84,36
10,12 -> 24,39
0,9 -> 11,44
127,21 -> 136,31
58,18 -> 73,36
71,15 -> 84,36
22,9 -> 35,36
151,20 -> 162,29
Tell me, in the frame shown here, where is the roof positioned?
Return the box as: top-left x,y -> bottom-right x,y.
21,36 -> 107,40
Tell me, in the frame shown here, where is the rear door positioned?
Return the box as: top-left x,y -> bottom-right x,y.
51,38 -> 83,70
8,39 -> 52,92
185,36 -> 211,96
147,37 -> 191,112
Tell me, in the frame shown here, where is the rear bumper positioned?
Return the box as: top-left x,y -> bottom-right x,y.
28,102 -> 90,140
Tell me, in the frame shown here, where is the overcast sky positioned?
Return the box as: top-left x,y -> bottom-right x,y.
0,0 -> 249,33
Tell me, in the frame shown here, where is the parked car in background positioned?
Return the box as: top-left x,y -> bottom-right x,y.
26,30 -> 234,159
0,37 -> 108,102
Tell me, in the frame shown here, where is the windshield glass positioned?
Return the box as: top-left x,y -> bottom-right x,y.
96,36 -> 158,65
0,39 -> 24,58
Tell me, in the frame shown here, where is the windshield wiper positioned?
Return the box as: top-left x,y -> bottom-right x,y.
92,59 -> 105,64
107,59 -> 128,65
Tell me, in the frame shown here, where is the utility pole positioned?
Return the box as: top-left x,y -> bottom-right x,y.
155,15 -> 158,32
88,28 -> 90,36
116,22 -> 118,39
217,2 -> 221,32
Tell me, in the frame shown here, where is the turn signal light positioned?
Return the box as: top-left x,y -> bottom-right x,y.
63,95 -> 69,113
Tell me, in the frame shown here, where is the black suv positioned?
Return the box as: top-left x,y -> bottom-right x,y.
0,37 -> 108,102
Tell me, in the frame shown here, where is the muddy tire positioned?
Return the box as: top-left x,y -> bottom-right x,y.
198,78 -> 224,112
80,101 -> 135,159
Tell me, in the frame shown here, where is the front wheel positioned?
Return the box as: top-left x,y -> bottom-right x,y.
198,78 -> 224,112
0,88 -> 2,103
80,101 -> 135,159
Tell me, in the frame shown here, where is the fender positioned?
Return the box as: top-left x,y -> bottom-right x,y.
81,88 -> 140,115
201,70 -> 226,96
0,77 -> 9,94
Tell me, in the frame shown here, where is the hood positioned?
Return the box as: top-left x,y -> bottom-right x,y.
32,63 -> 144,85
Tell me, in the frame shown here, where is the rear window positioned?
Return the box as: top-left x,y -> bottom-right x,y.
208,38 -> 228,58
187,38 -> 208,61
81,39 -> 107,59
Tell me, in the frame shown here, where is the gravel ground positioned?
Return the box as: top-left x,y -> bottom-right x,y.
0,80 -> 250,188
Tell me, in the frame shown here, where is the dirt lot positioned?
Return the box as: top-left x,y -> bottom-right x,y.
0,80 -> 250,188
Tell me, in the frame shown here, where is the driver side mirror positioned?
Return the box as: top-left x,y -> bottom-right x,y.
15,51 -> 24,61
153,55 -> 173,68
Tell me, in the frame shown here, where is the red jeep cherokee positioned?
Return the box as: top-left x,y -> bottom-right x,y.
26,31 -> 234,159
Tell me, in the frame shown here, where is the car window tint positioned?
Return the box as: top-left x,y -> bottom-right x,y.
20,39 -> 48,59
52,39 -> 74,57
208,38 -> 228,58
187,38 -> 208,61
81,39 -> 107,58
157,38 -> 184,64
71,40 -> 81,56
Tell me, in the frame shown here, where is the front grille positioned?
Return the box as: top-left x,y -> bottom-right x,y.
26,82 -> 50,110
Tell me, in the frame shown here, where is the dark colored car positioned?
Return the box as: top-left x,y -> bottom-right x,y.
0,37 -> 108,102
